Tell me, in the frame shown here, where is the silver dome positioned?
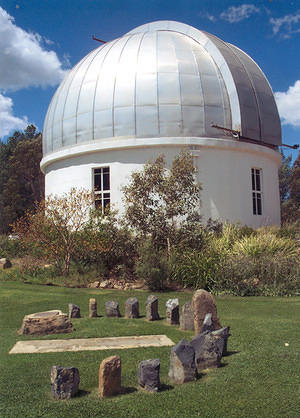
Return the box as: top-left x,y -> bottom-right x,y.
43,21 -> 281,156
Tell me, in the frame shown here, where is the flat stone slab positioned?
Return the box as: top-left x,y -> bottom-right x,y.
9,335 -> 174,354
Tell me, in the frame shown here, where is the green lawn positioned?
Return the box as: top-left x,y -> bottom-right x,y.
1,282 -> 300,417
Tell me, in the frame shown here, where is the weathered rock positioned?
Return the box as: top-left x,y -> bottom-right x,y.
202,313 -> 214,332
138,359 -> 160,392
180,301 -> 194,331
99,280 -> 110,289
166,298 -> 179,325
105,301 -> 121,317
125,297 -> 139,318
0,258 -> 12,269
212,326 -> 230,355
190,330 -> 224,370
89,298 -> 97,318
50,365 -> 80,399
146,295 -> 160,321
68,304 -> 80,319
98,355 -> 121,397
89,281 -> 100,288
18,310 -> 73,335
192,289 -> 221,334
168,339 -> 197,384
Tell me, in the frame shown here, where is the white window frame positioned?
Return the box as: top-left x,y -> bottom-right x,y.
251,168 -> 263,216
93,166 -> 110,213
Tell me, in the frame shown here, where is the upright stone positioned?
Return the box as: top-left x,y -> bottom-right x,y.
180,301 -> 194,331
50,366 -> 80,399
202,313 -> 214,332
212,326 -> 230,355
138,359 -> 160,392
98,355 -> 121,397
168,339 -> 197,384
192,289 -> 221,334
89,298 -> 97,318
125,297 -> 139,319
68,304 -> 80,319
166,298 -> 179,325
146,295 -> 160,321
105,301 -> 121,317
0,258 -> 12,269
18,310 -> 73,335
190,330 -> 224,371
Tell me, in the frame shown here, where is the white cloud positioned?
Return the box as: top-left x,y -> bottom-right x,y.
0,6 -> 67,91
270,13 -> 300,39
0,93 -> 28,137
220,4 -> 260,23
275,80 -> 300,127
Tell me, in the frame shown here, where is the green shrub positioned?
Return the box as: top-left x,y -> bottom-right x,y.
0,235 -> 23,258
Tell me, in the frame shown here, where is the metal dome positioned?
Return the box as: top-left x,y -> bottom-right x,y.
43,20 -> 281,156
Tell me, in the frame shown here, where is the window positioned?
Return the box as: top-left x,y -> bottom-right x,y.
93,167 -> 110,212
251,168 -> 262,215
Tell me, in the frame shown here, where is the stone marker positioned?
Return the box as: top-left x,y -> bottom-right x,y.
192,289 -> 222,334
180,301 -> 194,331
168,339 -> 197,384
18,310 -> 73,335
138,359 -> 160,392
190,330 -> 225,371
212,326 -> 230,355
0,258 -> 12,269
125,297 -> 139,318
68,304 -> 80,319
202,313 -> 214,332
50,365 -> 80,399
99,355 -> 121,397
105,301 -> 121,317
89,298 -> 97,318
166,298 -> 179,325
146,295 -> 160,321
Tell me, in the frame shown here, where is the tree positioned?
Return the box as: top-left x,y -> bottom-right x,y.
13,188 -> 94,276
278,152 -> 292,203
281,152 -> 300,223
122,152 -> 201,254
0,125 -> 44,233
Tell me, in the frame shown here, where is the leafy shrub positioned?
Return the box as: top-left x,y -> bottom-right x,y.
0,235 -> 23,258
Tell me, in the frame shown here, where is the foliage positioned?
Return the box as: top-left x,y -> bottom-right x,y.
0,125 -> 44,233
0,234 -> 22,258
13,188 -> 94,276
281,152 -> 300,223
122,152 -> 201,253
278,151 -> 292,203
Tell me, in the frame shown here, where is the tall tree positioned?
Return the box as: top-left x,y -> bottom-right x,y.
281,152 -> 300,224
278,152 -> 292,203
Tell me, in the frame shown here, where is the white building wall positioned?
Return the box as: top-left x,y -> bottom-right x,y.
42,138 -> 281,228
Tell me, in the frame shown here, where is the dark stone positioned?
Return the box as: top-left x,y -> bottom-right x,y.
89,298 -> 97,318
125,297 -> 139,319
146,295 -> 160,321
190,330 -> 225,371
138,359 -> 160,392
202,313 -> 214,332
50,366 -> 80,399
68,304 -> 81,319
180,301 -> 194,331
105,301 -> 121,317
168,339 -> 197,384
212,326 -> 230,355
166,298 -> 179,325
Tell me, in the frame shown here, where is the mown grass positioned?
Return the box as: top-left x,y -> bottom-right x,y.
1,282 -> 300,417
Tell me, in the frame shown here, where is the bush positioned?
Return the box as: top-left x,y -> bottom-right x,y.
0,235 -> 23,258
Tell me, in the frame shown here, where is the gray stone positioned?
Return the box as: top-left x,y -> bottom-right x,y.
192,289 -> 222,334
212,326 -> 230,355
180,301 -> 194,331
190,330 -> 224,371
146,295 -> 160,321
125,297 -> 139,319
0,258 -> 12,269
105,301 -> 121,317
202,313 -> 214,332
166,298 -> 179,325
18,310 -> 73,335
168,339 -> 197,384
50,366 -> 80,399
138,359 -> 160,392
89,281 -> 100,288
68,304 -> 80,319
99,355 -> 121,397
89,298 -> 97,318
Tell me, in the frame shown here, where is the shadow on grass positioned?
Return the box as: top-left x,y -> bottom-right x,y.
224,350 -> 240,357
75,389 -> 90,398
120,386 -> 138,395
159,383 -> 173,392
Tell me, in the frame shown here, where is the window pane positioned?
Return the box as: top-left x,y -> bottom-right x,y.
103,172 -> 110,190
94,168 -> 101,174
103,167 -> 109,174
251,169 -> 255,190
94,174 -> 101,191
252,192 -> 257,215
95,198 -> 102,210
257,194 -> 262,215
256,172 -> 261,191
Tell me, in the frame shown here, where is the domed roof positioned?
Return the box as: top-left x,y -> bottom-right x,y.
43,21 -> 281,156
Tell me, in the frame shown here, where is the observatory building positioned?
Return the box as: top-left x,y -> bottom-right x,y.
41,21 -> 282,227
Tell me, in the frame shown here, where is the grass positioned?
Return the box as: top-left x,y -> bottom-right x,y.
1,282 -> 300,417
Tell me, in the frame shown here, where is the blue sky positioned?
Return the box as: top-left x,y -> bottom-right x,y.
0,0 -> 299,160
